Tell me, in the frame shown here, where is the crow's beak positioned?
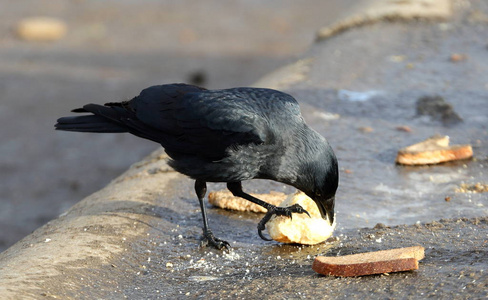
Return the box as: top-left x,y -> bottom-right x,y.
315,196 -> 335,226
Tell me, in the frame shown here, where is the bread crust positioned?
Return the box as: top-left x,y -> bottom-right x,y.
208,190 -> 286,213
396,135 -> 472,165
312,246 -> 425,277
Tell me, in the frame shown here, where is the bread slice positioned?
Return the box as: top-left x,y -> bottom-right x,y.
396,135 -> 472,165
208,190 -> 286,213
312,246 -> 424,277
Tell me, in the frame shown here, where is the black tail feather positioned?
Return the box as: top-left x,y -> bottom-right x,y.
55,115 -> 128,133
56,102 -> 166,143
71,107 -> 88,113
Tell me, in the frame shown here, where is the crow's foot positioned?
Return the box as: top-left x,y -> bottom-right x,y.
200,230 -> 231,250
257,204 -> 311,241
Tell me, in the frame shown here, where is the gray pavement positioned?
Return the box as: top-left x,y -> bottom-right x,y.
0,0 -> 487,299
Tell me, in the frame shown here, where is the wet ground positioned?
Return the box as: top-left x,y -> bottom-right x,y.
25,167 -> 487,298
286,3 -> 488,229
295,87 -> 487,230
108,217 -> 488,299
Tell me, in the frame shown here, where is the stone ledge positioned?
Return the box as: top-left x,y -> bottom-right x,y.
0,149 -> 176,297
317,0 -> 452,41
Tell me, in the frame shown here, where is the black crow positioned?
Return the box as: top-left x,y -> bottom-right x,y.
55,83 -> 338,249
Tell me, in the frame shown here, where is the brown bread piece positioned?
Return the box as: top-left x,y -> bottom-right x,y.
312,246 -> 424,277
396,135 -> 472,165
208,190 -> 286,213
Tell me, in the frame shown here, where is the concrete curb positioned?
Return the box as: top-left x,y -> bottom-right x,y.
0,149 -> 176,298
317,0 -> 452,41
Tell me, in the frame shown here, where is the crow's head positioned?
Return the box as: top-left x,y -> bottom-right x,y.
310,167 -> 338,225
300,137 -> 338,226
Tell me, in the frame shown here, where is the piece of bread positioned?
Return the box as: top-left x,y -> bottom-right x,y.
16,17 -> 67,42
266,192 -> 335,245
396,135 -> 472,165
312,246 -> 425,277
208,190 -> 287,213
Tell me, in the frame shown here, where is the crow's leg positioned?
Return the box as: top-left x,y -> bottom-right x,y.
227,182 -> 310,241
195,180 -> 230,250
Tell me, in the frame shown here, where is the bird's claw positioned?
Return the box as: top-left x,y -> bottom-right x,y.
289,203 -> 311,218
257,204 -> 311,241
200,230 -> 231,250
257,216 -> 273,241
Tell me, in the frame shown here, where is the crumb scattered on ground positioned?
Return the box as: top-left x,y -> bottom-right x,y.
455,183 -> 488,193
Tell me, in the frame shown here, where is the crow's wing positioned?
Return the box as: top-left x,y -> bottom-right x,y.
128,84 -> 301,160
69,84 -> 302,161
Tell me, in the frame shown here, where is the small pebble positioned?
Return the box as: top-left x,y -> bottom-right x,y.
450,53 -> 467,62
396,125 -> 412,132
358,126 -> 374,133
